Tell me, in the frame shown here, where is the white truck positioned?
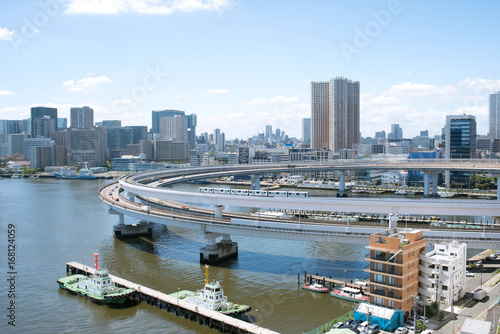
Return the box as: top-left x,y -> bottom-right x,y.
473,288 -> 487,301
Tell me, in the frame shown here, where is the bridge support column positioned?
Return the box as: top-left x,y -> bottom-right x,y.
250,174 -> 260,190
127,191 -> 135,202
199,232 -> 238,264
423,171 -> 440,198
489,173 -> 500,200
213,205 -> 225,218
337,171 -> 348,197
108,209 -> 152,238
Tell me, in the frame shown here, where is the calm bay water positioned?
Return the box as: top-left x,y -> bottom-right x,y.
0,178 -> 370,334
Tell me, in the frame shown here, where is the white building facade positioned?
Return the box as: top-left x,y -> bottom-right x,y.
418,241 -> 467,305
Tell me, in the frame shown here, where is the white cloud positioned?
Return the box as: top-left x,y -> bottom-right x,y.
63,74 -> 112,92
387,82 -> 456,97
0,27 -> 14,41
459,78 -> 500,92
204,88 -> 230,95
64,0 -> 232,15
368,96 -> 401,105
242,99 -> 266,105
0,90 -> 14,96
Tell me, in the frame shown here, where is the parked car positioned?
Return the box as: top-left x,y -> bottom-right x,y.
367,324 -> 380,334
418,316 -> 429,324
395,327 -> 409,334
341,319 -> 354,328
332,322 -> 343,328
349,319 -> 362,330
357,321 -> 369,332
466,271 -> 475,277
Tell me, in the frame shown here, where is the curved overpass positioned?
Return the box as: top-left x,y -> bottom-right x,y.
98,162 -> 500,249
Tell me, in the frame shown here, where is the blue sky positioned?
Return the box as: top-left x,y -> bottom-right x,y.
1,0 -> 500,140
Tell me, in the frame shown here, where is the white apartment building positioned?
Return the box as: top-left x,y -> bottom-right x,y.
381,170 -> 407,186
418,241 -> 467,305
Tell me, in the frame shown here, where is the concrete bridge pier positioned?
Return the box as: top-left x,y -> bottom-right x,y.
199,232 -> 238,264
423,171 -> 440,198
213,204 -> 225,218
489,173 -> 500,200
127,191 -> 136,202
337,171 -> 348,197
250,174 -> 261,190
108,208 -> 152,238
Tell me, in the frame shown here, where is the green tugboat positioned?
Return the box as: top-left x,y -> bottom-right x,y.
170,265 -> 251,316
58,253 -> 134,304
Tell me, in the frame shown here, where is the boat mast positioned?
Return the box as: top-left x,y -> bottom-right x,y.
205,264 -> 209,284
94,252 -> 99,271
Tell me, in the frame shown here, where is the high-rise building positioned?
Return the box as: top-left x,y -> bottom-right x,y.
23,137 -> 53,160
187,114 -> 197,149
388,124 -> 403,140
152,110 -> 196,149
375,131 -> 386,139
34,116 -> 57,139
265,125 -> 273,142
331,77 -> 360,152
70,106 -> 94,128
311,77 -> 360,151
67,127 -> 107,167
8,133 -> 28,156
30,106 -> 57,138
58,118 -> 67,131
302,118 -> 311,144
151,109 -> 184,134
445,115 -> 477,187
100,120 -> 121,129
311,81 -> 331,150
490,92 -> 500,138
125,126 -> 148,144
160,114 -> 188,142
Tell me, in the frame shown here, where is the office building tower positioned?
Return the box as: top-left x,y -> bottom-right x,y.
8,133 -> 28,156
160,114 -> 188,142
22,119 -> 31,135
107,127 -> 133,151
0,120 -> 8,145
58,118 -> 67,131
375,131 -> 386,139
31,143 -> 55,169
445,115 -> 477,187
125,126 -> 148,144
34,116 -> 57,139
67,127 -> 107,167
420,130 -> 429,137
265,125 -> 273,142
311,81 -> 331,150
275,129 -> 281,143
213,128 -> 225,152
70,106 -> 94,128
490,92 -> 500,138
30,106 -> 57,138
388,124 -> 403,140
152,109 -> 185,134
23,137 -> 53,160
101,120 -> 121,129
140,140 -> 155,161
187,114 -> 197,149
302,118 -> 311,144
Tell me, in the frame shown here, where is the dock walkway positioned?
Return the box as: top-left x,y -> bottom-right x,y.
65,262 -> 278,334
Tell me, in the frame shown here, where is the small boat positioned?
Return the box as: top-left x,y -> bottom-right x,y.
330,286 -> 369,302
438,191 -> 456,198
57,253 -> 134,304
171,265 -> 251,316
11,174 -> 22,179
301,283 -> 329,293
55,162 -> 97,180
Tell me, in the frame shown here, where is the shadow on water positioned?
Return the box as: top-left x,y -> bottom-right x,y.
117,224 -> 368,281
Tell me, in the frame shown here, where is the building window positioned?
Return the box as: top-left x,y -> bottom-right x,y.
373,274 -> 385,284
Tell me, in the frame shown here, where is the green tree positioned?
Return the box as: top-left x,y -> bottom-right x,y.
415,319 -> 427,333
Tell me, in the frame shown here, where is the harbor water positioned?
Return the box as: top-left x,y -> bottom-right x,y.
0,178 -> 483,333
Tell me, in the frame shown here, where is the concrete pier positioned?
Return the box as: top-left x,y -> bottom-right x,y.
113,220 -> 153,238
65,262 -> 277,334
200,232 -> 238,264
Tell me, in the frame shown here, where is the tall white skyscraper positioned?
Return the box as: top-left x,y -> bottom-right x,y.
490,92 -> 500,138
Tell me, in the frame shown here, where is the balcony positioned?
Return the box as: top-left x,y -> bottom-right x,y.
372,289 -> 386,297
370,280 -> 403,289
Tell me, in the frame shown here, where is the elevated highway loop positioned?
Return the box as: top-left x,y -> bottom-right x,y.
100,161 -> 500,253
100,182 -> 500,250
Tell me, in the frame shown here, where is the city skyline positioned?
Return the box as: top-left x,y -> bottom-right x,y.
1,1 -> 500,139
